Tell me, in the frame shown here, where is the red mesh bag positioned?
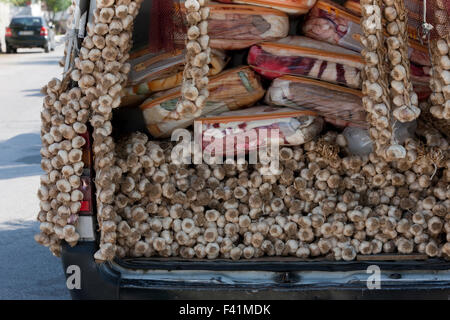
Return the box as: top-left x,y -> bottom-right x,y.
148,0 -> 187,53
409,0 -> 450,41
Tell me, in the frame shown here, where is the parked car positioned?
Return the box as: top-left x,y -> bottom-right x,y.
5,16 -> 56,53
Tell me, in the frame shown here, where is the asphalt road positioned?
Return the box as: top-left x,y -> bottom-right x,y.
0,43 -> 71,299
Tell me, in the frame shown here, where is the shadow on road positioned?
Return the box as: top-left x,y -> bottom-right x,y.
0,219 -> 70,299
21,88 -> 44,97
0,132 -> 43,180
19,58 -> 60,65
0,50 -> 45,55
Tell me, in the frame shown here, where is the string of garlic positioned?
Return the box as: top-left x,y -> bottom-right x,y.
384,0 -> 420,123
168,0 -> 211,120
360,0 -> 407,162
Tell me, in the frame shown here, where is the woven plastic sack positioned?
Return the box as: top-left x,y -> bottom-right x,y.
198,106 -> 323,155
215,0 -> 318,15
180,3 -> 290,50
265,75 -> 366,127
248,36 -> 364,88
123,49 -> 228,101
140,66 -> 265,138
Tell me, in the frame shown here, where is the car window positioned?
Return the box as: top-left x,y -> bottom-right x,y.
10,17 -> 42,27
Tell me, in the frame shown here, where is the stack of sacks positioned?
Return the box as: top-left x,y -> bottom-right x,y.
121,49 -> 229,107
215,0 -> 318,15
140,66 -> 266,138
314,0 -> 432,99
248,36 -> 364,89
121,1 -> 294,133
247,35 -> 364,127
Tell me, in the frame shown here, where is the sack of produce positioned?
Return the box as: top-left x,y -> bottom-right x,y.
123,49 -> 228,104
140,66 -> 265,138
265,75 -> 366,127
248,36 -> 364,88
215,0 -> 317,15
183,3 -> 290,50
302,0 -> 362,52
198,106 -> 323,155
303,0 -> 431,67
412,81 -> 432,101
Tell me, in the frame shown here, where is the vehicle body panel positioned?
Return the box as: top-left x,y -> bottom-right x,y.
61,241 -> 450,300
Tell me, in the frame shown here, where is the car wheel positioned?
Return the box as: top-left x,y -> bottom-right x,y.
44,42 -> 50,53
6,46 -> 16,54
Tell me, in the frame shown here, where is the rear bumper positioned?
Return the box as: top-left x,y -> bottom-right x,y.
61,241 -> 450,300
6,36 -> 47,48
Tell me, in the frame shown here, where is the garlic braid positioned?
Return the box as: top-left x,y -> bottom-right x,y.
168,0 -> 211,120
83,0 -> 144,262
36,77 -> 87,257
360,0 -> 406,161
429,0 -> 450,120
384,0 -> 420,123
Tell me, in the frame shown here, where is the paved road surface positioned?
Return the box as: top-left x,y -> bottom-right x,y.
0,44 -> 71,299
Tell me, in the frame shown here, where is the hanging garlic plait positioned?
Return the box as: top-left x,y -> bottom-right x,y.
168,0 -> 211,120
359,0 -> 405,162
428,0 -> 450,120
383,0 -> 420,122
35,79 -> 88,256
429,37 -> 450,119
77,0 -> 144,262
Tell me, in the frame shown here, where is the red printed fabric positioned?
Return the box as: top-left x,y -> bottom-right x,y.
148,0 -> 186,53
199,106 -> 323,156
203,4 -> 290,50
214,0 -> 318,15
302,1 -> 362,52
247,36 -> 364,89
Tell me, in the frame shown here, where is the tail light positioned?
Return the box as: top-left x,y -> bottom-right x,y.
79,131 -> 94,215
73,130 -> 96,241
40,26 -> 48,36
5,27 -> 11,37
79,175 -> 93,215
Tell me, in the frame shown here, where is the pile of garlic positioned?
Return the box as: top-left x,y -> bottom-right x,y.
102,131 -> 449,261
